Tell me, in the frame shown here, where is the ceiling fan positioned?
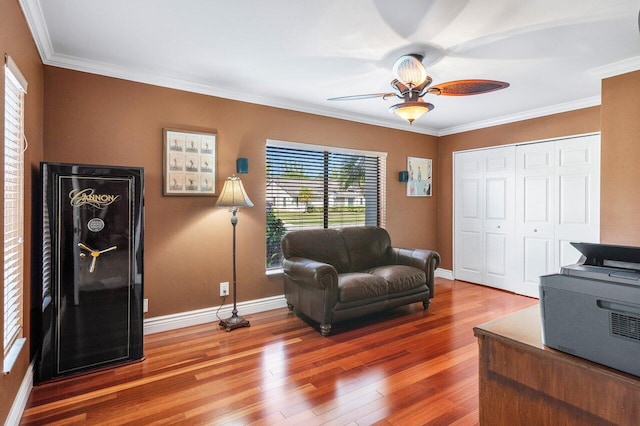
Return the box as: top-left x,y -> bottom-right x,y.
328,54 -> 510,124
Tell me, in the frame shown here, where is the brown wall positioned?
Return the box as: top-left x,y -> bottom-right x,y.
0,0 -> 44,421
601,70 -> 640,245
6,0 -> 640,418
436,107 -> 601,269
43,66 -> 439,317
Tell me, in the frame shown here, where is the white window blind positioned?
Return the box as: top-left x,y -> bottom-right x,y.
4,55 -> 27,366
266,140 -> 386,269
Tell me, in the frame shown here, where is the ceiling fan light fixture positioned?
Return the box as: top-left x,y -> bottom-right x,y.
392,55 -> 427,87
389,101 -> 434,124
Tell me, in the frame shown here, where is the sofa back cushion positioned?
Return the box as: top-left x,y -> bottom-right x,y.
340,226 -> 391,272
281,228 -> 350,273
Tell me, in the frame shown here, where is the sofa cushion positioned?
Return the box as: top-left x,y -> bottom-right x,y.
366,265 -> 426,294
338,273 -> 388,303
281,228 -> 350,273
340,226 -> 391,272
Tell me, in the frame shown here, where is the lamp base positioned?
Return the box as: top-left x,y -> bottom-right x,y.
219,313 -> 250,332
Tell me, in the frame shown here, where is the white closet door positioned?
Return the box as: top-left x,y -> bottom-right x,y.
555,135 -> 600,268
514,135 -> 601,297
483,148 -> 516,291
454,134 -> 600,298
454,150 -> 484,284
454,146 -> 515,291
515,143 -> 556,297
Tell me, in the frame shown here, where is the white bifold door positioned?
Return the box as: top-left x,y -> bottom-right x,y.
515,134 -> 600,296
454,146 -> 516,292
454,134 -> 600,297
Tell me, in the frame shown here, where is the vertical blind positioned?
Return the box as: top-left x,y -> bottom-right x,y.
266,140 -> 386,269
4,56 -> 26,359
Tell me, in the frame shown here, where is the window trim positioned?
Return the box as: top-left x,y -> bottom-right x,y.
3,55 -> 27,373
265,139 -> 387,271
267,139 -> 387,160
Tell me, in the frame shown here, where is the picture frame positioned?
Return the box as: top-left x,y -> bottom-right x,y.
163,128 -> 217,196
407,156 -> 432,197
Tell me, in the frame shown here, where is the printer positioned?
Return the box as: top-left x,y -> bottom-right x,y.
540,242 -> 640,377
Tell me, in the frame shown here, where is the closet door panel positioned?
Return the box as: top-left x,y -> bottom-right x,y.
555,135 -> 600,266
523,177 -> 551,222
486,232 -> 507,277
516,142 -> 556,297
558,239 -> 581,268
486,178 -> 507,220
559,174 -> 589,224
523,237 -> 552,285
461,179 -> 481,218
454,146 -> 515,290
485,177 -> 510,287
459,231 -> 482,278
483,147 -> 515,290
454,151 -> 485,284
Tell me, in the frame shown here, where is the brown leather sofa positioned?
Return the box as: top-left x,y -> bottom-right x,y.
281,226 -> 440,336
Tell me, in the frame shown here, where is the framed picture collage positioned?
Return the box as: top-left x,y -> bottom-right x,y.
163,129 -> 217,196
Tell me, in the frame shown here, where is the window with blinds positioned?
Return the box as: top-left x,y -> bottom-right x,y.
4,55 -> 27,371
266,140 -> 386,269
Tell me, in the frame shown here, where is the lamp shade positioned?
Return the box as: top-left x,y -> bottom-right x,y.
215,175 -> 254,208
392,55 -> 428,87
389,101 -> 434,124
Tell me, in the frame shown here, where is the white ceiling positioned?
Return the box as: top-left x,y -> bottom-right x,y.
19,0 -> 640,136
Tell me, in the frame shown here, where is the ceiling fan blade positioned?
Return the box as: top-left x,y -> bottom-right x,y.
327,92 -> 398,101
427,80 -> 509,96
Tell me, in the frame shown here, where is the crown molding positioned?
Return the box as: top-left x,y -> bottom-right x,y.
437,96 -> 601,136
41,51 -> 602,139
46,51 -> 442,136
19,0 -> 442,136
17,0 -> 605,138
18,0 -> 53,61
590,56 -> 640,79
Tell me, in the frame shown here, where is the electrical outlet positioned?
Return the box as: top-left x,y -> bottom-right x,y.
143,298 -> 148,313
220,282 -> 229,297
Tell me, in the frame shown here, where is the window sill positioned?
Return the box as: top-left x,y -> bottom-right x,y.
266,268 -> 283,276
3,337 -> 26,375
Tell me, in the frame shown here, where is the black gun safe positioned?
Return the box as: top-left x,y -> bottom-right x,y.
36,163 -> 144,382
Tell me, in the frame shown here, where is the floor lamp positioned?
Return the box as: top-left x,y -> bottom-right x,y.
215,175 -> 254,332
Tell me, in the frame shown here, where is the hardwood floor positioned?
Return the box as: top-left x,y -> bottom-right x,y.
22,279 -> 537,425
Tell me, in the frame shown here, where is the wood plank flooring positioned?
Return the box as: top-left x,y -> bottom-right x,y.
22,279 -> 537,425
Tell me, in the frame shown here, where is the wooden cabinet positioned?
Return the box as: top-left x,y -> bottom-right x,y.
474,306 -> 640,425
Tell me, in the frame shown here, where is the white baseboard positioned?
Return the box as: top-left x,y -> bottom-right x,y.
435,268 -> 454,280
145,270 -> 455,335
143,295 -> 288,335
5,360 -> 33,426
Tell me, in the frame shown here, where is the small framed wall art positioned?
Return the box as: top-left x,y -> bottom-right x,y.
407,156 -> 432,197
163,128 -> 217,196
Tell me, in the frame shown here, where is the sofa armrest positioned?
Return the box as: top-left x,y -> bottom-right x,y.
389,248 -> 441,297
282,257 -> 339,291
282,257 -> 339,329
